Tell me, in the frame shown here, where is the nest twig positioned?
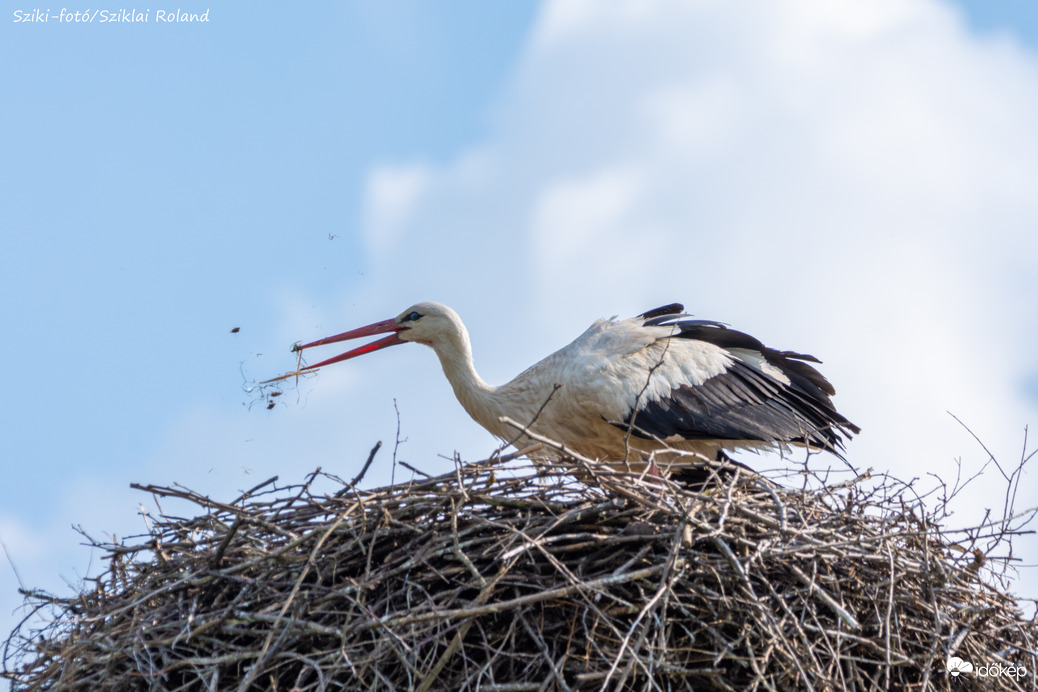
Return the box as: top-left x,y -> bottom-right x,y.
3,447 -> 1037,691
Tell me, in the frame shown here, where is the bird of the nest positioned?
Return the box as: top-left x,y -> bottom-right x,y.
264,302 -> 859,480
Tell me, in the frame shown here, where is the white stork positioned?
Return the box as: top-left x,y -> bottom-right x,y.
269,302 -> 858,478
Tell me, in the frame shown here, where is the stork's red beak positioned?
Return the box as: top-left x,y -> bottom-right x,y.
262,317 -> 406,384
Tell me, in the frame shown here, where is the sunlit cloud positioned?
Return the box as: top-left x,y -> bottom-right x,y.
341,0 -> 1038,588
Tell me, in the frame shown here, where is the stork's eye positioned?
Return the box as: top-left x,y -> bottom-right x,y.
402,311 -> 423,323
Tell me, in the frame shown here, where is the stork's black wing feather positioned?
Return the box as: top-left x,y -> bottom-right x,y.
621,310 -> 860,457
638,303 -> 685,321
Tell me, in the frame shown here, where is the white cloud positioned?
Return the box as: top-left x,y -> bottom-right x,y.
363,163 -> 433,257
343,0 -> 1038,591
531,167 -> 646,270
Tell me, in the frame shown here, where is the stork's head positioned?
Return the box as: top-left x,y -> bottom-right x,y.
390,302 -> 465,348
264,302 -> 464,383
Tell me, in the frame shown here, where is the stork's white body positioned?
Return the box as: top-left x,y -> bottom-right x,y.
284,302 -> 859,474
436,311 -> 741,463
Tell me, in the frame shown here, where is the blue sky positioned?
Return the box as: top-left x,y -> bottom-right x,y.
1,1 -> 533,512
2,1 -> 1038,679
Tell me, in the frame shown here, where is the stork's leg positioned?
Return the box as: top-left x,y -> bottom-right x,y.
672,450 -> 754,491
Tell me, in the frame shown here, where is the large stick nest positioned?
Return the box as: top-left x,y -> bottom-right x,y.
4,447 -> 1037,691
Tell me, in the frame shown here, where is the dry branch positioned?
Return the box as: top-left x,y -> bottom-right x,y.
4,454 -> 1037,691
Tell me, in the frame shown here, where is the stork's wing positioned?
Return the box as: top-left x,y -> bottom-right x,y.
618,307 -> 860,458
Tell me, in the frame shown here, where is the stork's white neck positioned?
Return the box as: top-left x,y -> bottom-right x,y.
425,325 -> 509,438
